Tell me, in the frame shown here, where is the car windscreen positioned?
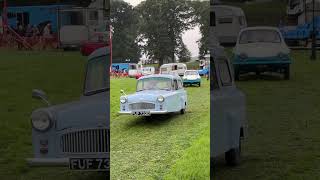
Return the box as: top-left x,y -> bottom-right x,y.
84,55 -> 108,95
137,77 -> 172,91
185,71 -> 198,75
239,30 -> 281,44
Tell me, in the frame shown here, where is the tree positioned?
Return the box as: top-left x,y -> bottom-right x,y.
136,0 -> 196,65
190,0 -> 210,59
177,37 -> 191,62
110,0 -> 140,62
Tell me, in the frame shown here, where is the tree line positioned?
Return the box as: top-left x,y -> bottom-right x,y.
111,0 -> 209,65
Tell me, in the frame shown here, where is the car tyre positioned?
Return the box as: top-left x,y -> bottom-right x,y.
284,66 -> 290,80
180,108 -> 185,114
225,138 -> 241,166
198,83 -> 201,87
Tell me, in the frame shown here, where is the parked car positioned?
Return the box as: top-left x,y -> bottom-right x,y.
233,27 -> 292,80
27,47 -> 110,172
160,63 -> 187,76
80,40 -> 108,56
183,70 -> 201,87
119,74 -> 187,116
211,45 -> 247,166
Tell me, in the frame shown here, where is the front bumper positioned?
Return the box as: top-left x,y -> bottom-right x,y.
119,110 -> 168,115
233,56 -> 291,73
183,79 -> 201,84
26,158 -> 69,167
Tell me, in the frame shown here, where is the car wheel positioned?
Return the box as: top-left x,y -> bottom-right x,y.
198,83 -> 201,87
284,66 -> 290,80
255,71 -> 260,76
225,138 -> 241,166
180,108 -> 185,114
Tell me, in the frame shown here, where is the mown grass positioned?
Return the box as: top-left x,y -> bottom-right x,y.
0,50 -> 106,179
110,77 -> 210,179
213,51 -> 320,179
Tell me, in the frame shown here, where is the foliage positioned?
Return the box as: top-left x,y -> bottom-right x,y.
110,0 -> 141,62
136,0 -> 196,65
190,0 -> 210,59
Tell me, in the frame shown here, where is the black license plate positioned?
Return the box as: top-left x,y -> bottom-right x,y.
69,158 -> 109,171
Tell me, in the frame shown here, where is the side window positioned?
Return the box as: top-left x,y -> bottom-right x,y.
210,57 -> 219,90
218,17 -> 233,24
218,60 -> 232,86
210,12 -> 216,27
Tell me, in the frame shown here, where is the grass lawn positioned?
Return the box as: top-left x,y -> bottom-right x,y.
0,50 -> 106,179
110,77 -> 210,179
213,51 -> 320,179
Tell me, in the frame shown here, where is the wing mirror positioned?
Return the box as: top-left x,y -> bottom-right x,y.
32,89 -> 51,106
120,89 -> 126,96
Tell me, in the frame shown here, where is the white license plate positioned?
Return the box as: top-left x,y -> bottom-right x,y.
132,111 -> 151,116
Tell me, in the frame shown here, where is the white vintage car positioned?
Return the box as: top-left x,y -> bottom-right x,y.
183,70 -> 201,87
119,74 -> 187,116
233,27 -> 292,80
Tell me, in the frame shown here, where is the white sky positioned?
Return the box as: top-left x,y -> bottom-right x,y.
123,0 -> 201,58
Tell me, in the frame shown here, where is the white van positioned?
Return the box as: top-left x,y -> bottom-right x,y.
211,5 -> 247,44
128,63 -> 143,78
160,63 -> 187,76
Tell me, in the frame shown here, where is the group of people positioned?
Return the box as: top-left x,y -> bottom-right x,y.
13,22 -> 55,49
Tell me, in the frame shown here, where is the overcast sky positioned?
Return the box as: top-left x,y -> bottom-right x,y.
123,0 -> 201,58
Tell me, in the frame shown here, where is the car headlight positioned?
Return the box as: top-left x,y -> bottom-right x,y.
157,95 -> 165,102
31,110 -> 53,131
120,96 -> 127,104
239,53 -> 248,60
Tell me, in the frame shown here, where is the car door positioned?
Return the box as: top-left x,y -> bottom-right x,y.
211,48 -> 244,158
177,78 -> 187,110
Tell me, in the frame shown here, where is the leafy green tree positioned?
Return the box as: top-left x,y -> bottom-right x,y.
110,0 -> 140,62
190,0 -> 209,59
136,0 -> 196,65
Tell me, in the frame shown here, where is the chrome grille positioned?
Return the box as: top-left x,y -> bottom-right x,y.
61,129 -> 109,153
129,103 -> 155,110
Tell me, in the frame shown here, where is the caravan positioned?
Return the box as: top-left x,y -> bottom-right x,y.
211,5 -> 247,44
160,63 -> 187,76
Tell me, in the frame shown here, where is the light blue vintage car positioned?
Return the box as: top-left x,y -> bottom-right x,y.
119,74 -> 187,116
211,45 -> 247,166
27,47 -> 110,172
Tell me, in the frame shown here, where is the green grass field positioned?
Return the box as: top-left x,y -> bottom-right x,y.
110,77 -> 210,179
214,51 -> 320,180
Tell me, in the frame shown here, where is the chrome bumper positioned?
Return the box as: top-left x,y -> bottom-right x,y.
118,110 -> 168,115
26,158 -> 69,167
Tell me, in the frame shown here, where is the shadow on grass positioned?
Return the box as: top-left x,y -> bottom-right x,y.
126,113 -> 182,128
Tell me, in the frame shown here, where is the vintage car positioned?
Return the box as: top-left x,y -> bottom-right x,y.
27,47 -> 110,172
119,74 -> 187,116
182,70 -> 201,87
233,27 -> 292,80
211,45 -> 247,166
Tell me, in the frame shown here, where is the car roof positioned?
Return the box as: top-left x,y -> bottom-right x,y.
240,26 -> 280,33
139,74 -> 179,80
212,5 -> 245,16
88,46 -> 110,60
